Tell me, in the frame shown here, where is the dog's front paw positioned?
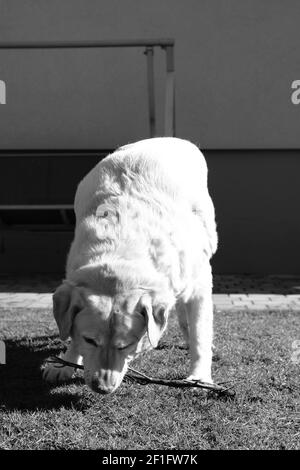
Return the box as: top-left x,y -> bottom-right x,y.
43,364 -> 76,384
186,374 -> 213,385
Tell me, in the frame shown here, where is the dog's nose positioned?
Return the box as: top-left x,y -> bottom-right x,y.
94,383 -> 115,394
90,371 -> 117,394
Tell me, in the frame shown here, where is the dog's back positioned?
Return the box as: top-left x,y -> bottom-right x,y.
68,138 -> 217,290
75,138 -> 216,236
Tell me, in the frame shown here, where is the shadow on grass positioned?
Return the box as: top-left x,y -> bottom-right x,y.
0,335 -> 85,412
0,333 -> 236,415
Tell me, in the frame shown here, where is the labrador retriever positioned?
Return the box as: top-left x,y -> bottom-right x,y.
43,137 -> 218,394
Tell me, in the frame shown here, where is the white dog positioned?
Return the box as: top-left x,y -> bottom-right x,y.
43,137 -> 217,394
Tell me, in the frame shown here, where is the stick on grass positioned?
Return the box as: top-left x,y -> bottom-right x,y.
45,356 -> 235,396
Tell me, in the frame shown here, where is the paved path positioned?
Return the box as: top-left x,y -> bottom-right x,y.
0,274 -> 300,310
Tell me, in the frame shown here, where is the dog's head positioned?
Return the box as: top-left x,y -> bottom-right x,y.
53,277 -> 173,394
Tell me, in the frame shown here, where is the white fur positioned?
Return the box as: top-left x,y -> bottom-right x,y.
44,137 -> 218,390
69,137 -> 217,292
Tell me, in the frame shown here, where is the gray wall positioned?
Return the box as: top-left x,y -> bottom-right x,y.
0,1 -> 300,274
207,150 -> 300,273
0,149 -> 299,274
1,0 -> 300,148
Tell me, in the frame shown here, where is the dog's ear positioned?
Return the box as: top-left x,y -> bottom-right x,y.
138,294 -> 168,348
53,282 -> 84,340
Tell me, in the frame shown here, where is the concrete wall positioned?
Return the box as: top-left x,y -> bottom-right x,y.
207,150 -> 300,273
1,0 -> 300,148
0,149 -> 299,274
0,1 -> 300,273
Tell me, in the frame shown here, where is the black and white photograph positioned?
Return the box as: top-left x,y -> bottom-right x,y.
0,0 -> 299,453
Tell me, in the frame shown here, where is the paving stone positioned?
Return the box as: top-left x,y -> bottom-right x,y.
267,295 -> 286,300
248,304 -> 270,310
1,275 -> 300,310
213,299 -> 234,305
229,294 -> 248,300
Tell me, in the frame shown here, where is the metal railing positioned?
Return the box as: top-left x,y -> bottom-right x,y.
0,38 -> 175,139
0,39 -> 175,218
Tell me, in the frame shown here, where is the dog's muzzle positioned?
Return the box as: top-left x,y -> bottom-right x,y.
89,369 -> 125,394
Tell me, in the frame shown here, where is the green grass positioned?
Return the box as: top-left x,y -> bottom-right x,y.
0,307 -> 299,450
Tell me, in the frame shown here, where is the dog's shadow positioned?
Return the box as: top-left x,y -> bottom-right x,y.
0,336 -> 232,412
0,335 -> 86,412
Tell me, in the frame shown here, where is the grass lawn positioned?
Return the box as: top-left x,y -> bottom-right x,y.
0,306 -> 299,450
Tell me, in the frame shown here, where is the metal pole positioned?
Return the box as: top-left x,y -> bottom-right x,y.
0,38 -> 175,139
163,45 -> 175,136
144,47 -> 156,137
0,205 -> 74,210
0,39 -> 174,49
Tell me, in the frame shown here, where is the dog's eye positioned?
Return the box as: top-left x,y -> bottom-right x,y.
116,342 -> 135,351
83,336 -> 98,347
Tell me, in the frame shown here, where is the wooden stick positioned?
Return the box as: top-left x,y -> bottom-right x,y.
45,356 -> 235,396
